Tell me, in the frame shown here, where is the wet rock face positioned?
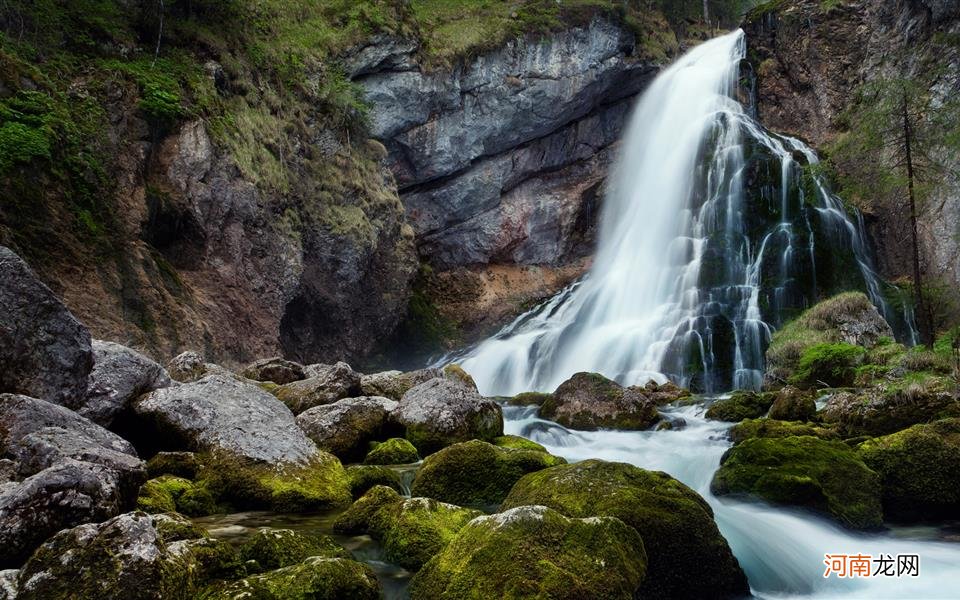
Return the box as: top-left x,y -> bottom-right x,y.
0,246 -> 93,407
132,374 -> 318,464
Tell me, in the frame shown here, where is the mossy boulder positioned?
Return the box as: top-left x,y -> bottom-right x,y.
345,465 -> 404,498
790,343 -> 865,388
858,419 -> 960,522
540,372 -> 660,431
16,512 -> 237,600
394,378 -> 503,454
333,486 -> 481,571
506,391 -> 553,407
764,292 -> 892,387
409,505 -> 647,600
492,435 -> 547,452
195,452 -> 352,513
239,528 -> 350,571
711,436 -> 883,529
442,364 -> 477,390
730,418 -> 838,445
137,475 -> 217,517
820,379 -> 960,437
767,386 -> 817,421
411,439 -> 566,507
364,437 -> 419,465
705,390 -> 775,422
501,460 -> 748,599
146,451 -> 199,479
295,397 -> 400,462
200,556 -> 380,599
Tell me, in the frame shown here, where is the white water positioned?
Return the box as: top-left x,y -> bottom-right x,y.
505,404 -> 960,599
459,30 -> 900,396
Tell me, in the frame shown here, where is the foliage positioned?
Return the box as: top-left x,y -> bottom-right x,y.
791,342 -> 866,388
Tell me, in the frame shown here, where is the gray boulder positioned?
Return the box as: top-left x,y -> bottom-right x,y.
166,350 -> 237,383
296,396 -> 399,461
359,368 -> 441,401
541,372 -> 660,431
271,361 -> 362,414
132,374 -> 318,464
241,356 -> 306,385
0,569 -> 16,600
0,460 -> 133,567
0,246 -> 92,407
80,340 -> 172,427
394,377 -> 503,454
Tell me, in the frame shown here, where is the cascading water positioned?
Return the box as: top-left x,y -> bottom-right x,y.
460,30 -> 902,396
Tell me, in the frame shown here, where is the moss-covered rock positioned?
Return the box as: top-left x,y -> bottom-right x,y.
196,452 -> 352,513
705,390 -> 775,422
333,486 -> 481,571
540,372 -> 660,430
146,451 -> 199,479
409,505 -> 646,600
820,379 -> 960,437
506,391 -> 553,407
857,419 -> 960,522
364,438 -> 419,465
240,529 -> 350,571
492,435 -> 547,452
200,556 -> 380,599
137,475 -> 218,517
790,342 -> 866,388
442,364 -> 477,390
411,439 -> 566,507
345,465 -> 404,498
501,460 -> 748,599
712,436 -> 883,529
730,418 -> 838,445
395,378 -> 503,454
767,386 -> 817,421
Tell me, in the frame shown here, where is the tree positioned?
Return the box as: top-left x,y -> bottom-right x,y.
831,74 -> 960,347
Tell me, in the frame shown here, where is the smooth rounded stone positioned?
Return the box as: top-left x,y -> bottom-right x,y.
346,465 -> 405,498
333,486 -> 482,571
364,437 -> 419,465
540,372 -> 659,431
166,350 -> 237,383
296,397 -> 399,462
705,390 -> 776,422
409,505 -> 647,600
241,357 -> 306,385
411,439 -> 565,507
767,386 -> 817,421
819,383 -> 960,437
730,418 -> 838,445
359,368 -> 441,401
239,528 -> 350,571
712,435 -> 883,530
137,475 -> 217,517
133,374 -> 319,465
394,377 -> 503,454
0,459 -> 134,567
501,459 -> 749,599
201,556 -> 380,600
80,340 -> 172,427
0,570 -> 16,600
270,362 -> 362,414
0,245 -> 92,407
16,511 -> 235,599
858,418 -> 960,522
0,393 -> 136,462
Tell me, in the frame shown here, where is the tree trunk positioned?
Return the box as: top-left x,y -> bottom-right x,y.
703,0 -> 710,23
902,94 -> 933,346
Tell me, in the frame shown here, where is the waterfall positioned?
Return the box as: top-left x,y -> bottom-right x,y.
460,30 -> 899,396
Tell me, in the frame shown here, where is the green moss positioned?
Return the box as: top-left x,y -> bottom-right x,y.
857,419 -> 960,521
705,390 -> 776,422
333,485 -> 482,571
767,386 -> 817,421
146,451 -> 200,479
410,439 -> 566,507
501,460 -> 748,599
364,437 -> 420,465
200,556 -> 381,600
790,342 -> 866,388
409,505 -> 647,600
442,363 -> 476,389
712,436 -> 883,529
731,418 -> 838,445
346,464 -> 405,498
492,435 -> 547,452
240,528 -> 350,571
506,391 -> 553,407
137,475 -> 218,517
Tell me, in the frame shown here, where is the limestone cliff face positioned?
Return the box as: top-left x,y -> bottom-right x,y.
353,18 -> 668,343
745,0 -> 960,293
